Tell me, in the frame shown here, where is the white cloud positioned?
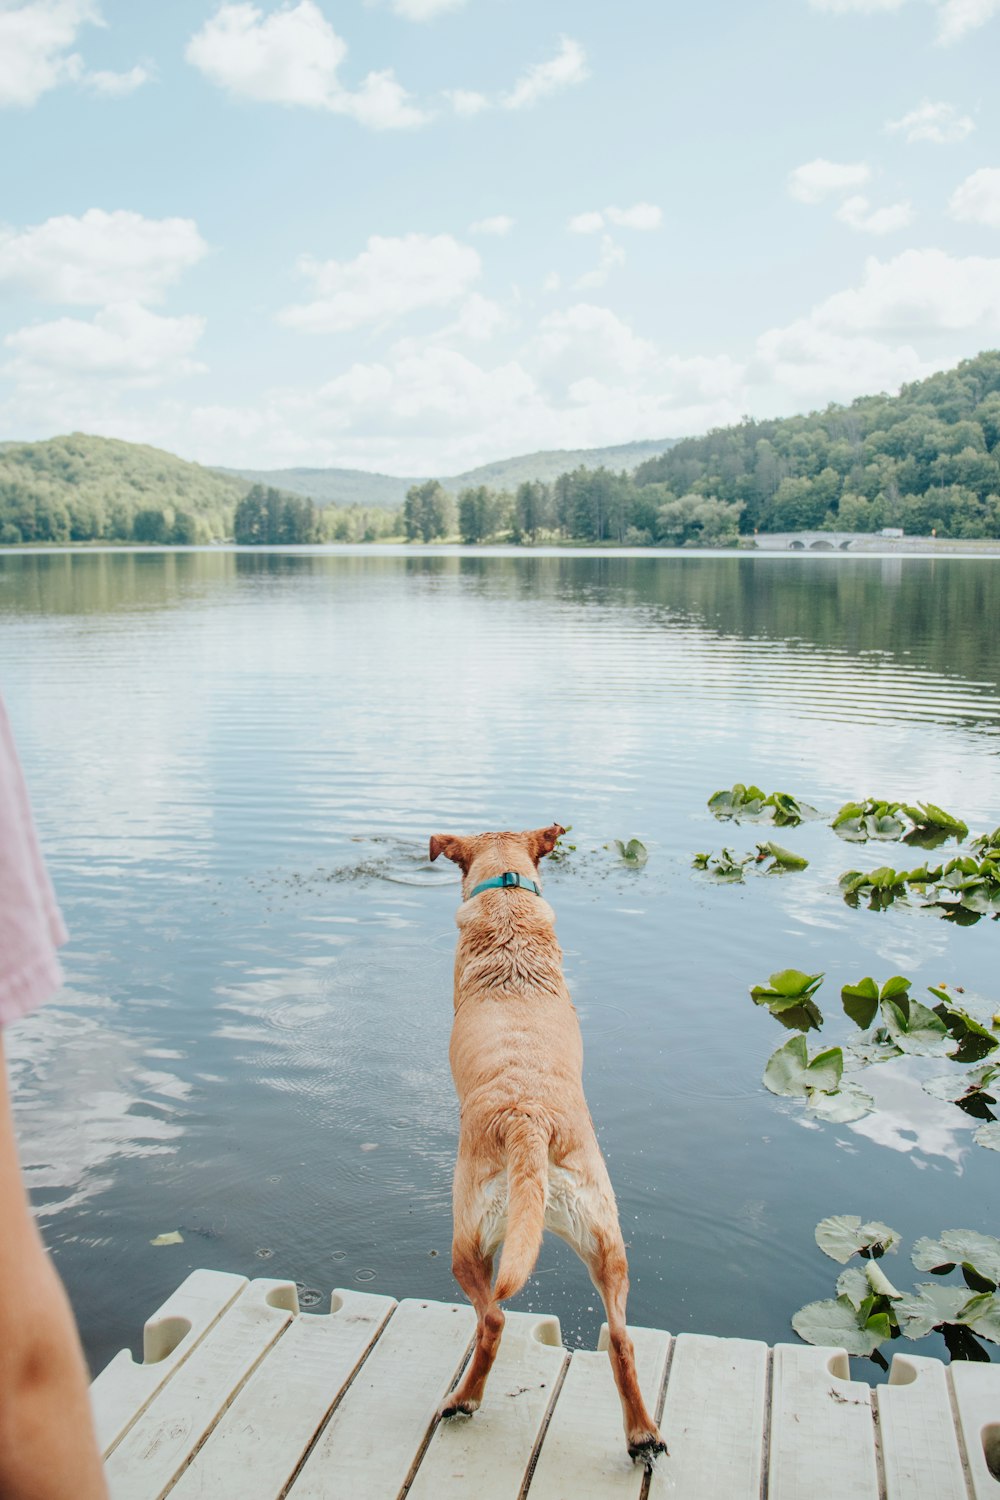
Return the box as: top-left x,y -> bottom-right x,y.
935,0 -> 1000,43
446,87 -> 488,115
568,210 -> 605,235
607,202 -> 663,230
186,1 -> 430,129
568,203 -> 661,234
0,209 -> 208,305
787,158 -> 871,203
754,321 -> 937,400
502,36 -> 588,110
809,247 -> 1000,336
389,0 -> 465,17
836,194 -> 914,234
4,302 -> 206,385
886,100 -> 974,144
469,214 -> 514,236
949,168 -> 1000,229
810,0 -> 1000,42
84,63 -> 149,95
532,303 -> 660,385
574,234 -> 626,289
278,232 -> 481,333
0,0 -> 96,107
809,0 -> 906,11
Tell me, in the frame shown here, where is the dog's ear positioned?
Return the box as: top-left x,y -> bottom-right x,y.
525,824 -> 566,864
429,834 -> 471,870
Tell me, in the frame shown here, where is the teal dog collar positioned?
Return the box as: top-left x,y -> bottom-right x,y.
469,870 -> 542,899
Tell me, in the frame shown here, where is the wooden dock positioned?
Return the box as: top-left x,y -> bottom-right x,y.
90,1269 -> 999,1499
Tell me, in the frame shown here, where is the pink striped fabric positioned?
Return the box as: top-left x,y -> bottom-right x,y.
0,697 -> 67,1026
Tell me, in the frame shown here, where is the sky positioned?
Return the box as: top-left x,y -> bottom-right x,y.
1,0 -> 999,476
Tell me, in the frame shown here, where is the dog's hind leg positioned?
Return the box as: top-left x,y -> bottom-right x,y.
438,1238 -> 504,1419
586,1228 -> 668,1465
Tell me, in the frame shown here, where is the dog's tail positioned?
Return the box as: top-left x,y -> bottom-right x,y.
492,1113 -> 550,1303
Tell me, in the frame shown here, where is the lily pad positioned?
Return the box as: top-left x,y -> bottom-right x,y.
832,799 -> 908,843
922,1064 -> 998,1118
763,1036 -> 843,1099
836,1266 -> 869,1309
749,979 -> 823,1030
840,975 -> 909,1030
957,1292 -> 1000,1344
974,1121 -> 1000,1152
764,791 -> 818,827
707,784 -> 766,819
912,1230 -> 1000,1289
791,1295 -> 888,1355
815,1215 -> 899,1264
751,969 -> 823,1005
899,802 -> 969,841
865,1259 -> 903,1299
881,995 -> 953,1057
895,1283 -> 974,1338
756,841 -> 809,871
614,838 -> 648,866
843,1033 -> 903,1070
805,1082 -> 874,1123
928,990 -> 999,1063
692,848 -> 752,879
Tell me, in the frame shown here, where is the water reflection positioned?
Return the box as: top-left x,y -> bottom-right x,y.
2,549 -> 998,1372
5,987 -> 185,1216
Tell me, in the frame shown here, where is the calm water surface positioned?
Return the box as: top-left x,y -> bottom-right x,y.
2,547 -> 998,1377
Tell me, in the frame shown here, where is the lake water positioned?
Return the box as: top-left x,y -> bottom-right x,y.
2,546 -> 999,1378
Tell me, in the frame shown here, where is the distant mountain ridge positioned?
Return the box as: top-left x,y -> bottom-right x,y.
216,437 -> 678,509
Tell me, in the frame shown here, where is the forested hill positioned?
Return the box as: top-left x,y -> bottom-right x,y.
0,433 -> 248,544
218,437 -> 678,508
633,351 -> 1000,537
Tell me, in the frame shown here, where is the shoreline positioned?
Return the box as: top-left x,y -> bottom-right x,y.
4,535 -> 1000,559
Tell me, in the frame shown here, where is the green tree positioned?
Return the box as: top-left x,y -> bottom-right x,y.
403,480 -> 452,542
132,508 -> 168,543
234,485 -> 267,543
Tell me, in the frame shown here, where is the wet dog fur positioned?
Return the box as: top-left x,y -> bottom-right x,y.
428,824 -> 667,1464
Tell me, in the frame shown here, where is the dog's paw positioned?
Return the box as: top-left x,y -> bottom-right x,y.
438,1396 -> 479,1421
627,1431 -> 668,1467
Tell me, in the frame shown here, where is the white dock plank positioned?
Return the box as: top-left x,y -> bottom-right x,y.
286,1297 -> 475,1500
950,1361 -> 1000,1500
407,1310 -> 567,1500
649,1332 -> 768,1500
877,1353 -> 967,1500
526,1324 -> 670,1500
104,1279 -> 298,1500
769,1344 -> 878,1500
166,1288 -> 395,1500
91,1270 -> 248,1457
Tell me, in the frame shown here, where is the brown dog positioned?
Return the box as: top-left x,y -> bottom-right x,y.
428,824 -> 667,1464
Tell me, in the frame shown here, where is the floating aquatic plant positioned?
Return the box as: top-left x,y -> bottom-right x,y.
832,798 -> 968,845
613,837 -> 648,866
839,854 -> 1000,920
693,843 -> 808,880
707,785 -> 816,825
692,848 -> 754,879
793,1220 -> 1000,1363
840,974 -> 910,1030
751,969 -> 824,1030
755,840 -> 809,871
762,1034 -> 843,1100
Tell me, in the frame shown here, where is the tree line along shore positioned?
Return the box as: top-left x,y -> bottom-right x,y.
2,351 -> 999,549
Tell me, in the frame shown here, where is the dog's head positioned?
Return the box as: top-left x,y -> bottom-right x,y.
429,825 -> 565,896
